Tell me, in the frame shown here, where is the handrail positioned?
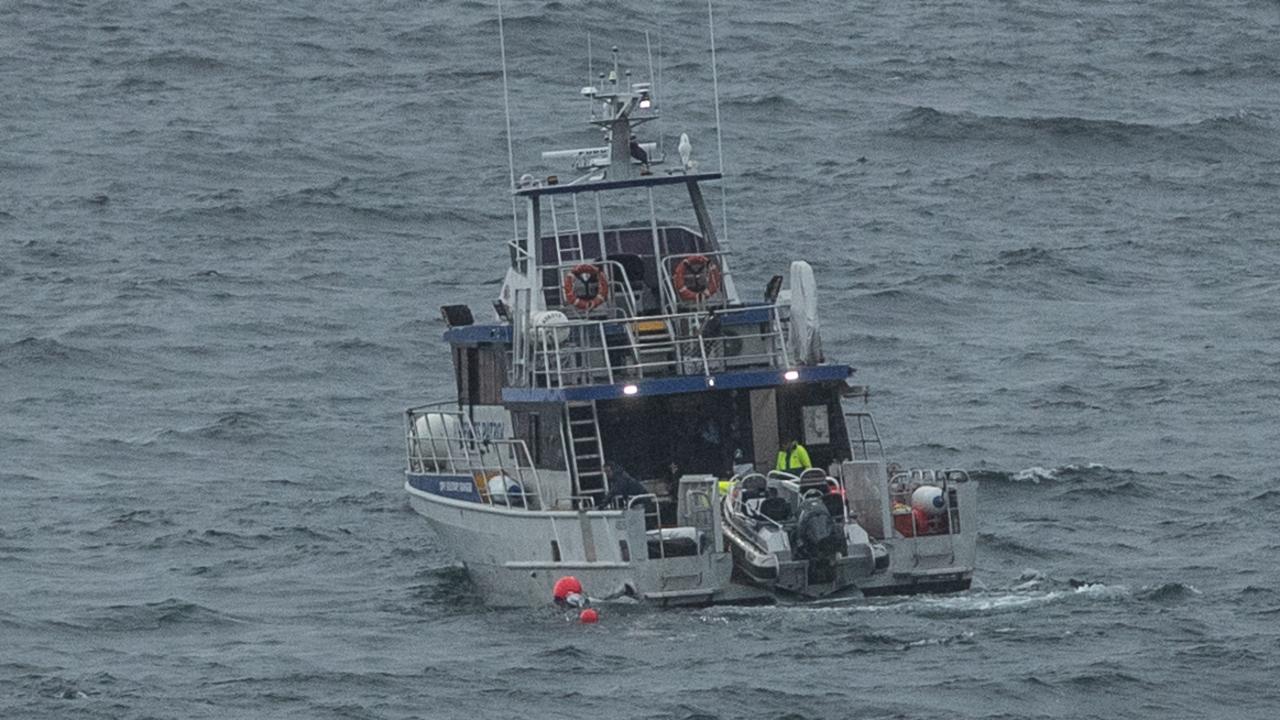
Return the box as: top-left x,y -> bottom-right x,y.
525,303 -> 791,387
624,493 -> 658,510
542,258 -> 642,319
656,250 -> 734,313
728,478 -> 786,531
887,468 -> 966,564
843,411 -> 885,462
405,407 -> 548,511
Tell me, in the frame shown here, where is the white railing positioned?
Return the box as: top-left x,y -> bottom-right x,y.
405,403 -> 546,511
543,258 -> 643,319
844,412 -> 886,462
888,469 -> 969,558
657,250 -> 734,312
522,303 -> 792,387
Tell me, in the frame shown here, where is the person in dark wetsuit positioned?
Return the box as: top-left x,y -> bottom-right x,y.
629,138 -> 651,174
599,462 -> 650,509
629,138 -> 649,164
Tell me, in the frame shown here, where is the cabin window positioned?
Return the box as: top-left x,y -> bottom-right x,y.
802,404 -> 831,445
551,540 -> 561,562
595,391 -> 745,480
452,345 -> 506,406
466,348 -> 481,406
775,382 -> 851,469
512,408 -> 566,471
475,347 -> 505,405
619,540 -> 630,562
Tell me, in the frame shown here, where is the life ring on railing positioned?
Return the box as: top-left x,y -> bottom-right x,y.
673,255 -> 721,302
562,263 -> 609,311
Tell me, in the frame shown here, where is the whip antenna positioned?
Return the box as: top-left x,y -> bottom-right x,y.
645,31 -> 659,156
498,0 -> 518,241
707,0 -> 729,244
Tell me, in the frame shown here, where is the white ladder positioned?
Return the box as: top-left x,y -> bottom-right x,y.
566,400 -> 607,501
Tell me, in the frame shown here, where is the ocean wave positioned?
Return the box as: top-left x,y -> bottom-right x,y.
724,93 -> 801,113
887,106 -> 1257,155
1249,488 -> 1280,505
311,337 -> 396,353
1135,582 -> 1202,603
976,465 -> 1179,499
1059,663 -> 1153,690
971,464 -> 1103,484
115,76 -> 169,92
409,565 -> 479,611
66,598 -> 244,632
134,50 -> 230,73
906,583 -> 1129,619
149,411 -> 273,443
0,337 -> 99,368
978,532 -> 1060,559
60,322 -> 166,340
91,509 -> 176,534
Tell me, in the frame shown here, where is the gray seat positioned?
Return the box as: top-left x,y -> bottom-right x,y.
759,496 -> 791,523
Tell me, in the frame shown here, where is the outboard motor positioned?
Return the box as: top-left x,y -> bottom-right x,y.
792,497 -> 846,561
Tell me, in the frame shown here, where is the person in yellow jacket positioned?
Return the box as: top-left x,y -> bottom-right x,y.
776,438 -> 811,472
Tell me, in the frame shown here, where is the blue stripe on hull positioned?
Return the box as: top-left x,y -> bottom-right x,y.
502,364 -> 853,403
407,473 -> 482,503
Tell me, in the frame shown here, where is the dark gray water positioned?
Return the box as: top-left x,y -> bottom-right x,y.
4,1 -> 1280,718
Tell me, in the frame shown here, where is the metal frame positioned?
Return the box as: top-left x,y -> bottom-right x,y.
405,403 -> 547,510
524,304 -> 792,388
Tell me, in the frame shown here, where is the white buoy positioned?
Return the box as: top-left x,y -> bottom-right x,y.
911,485 -> 947,516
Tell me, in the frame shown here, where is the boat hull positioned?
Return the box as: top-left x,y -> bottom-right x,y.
406,479 -> 749,607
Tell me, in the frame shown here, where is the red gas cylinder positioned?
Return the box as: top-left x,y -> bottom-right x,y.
892,506 -> 931,537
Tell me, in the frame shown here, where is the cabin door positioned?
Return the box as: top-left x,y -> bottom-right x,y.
748,389 -> 778,473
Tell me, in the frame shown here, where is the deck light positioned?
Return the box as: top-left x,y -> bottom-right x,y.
623,384 -> 639,395
706,377 -> 716,387
784,370 -> 800,381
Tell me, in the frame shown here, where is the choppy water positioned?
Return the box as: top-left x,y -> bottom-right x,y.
4,1 -> 1280,718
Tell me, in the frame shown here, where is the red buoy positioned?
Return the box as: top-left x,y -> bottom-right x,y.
553,576 -> 583,605
579,608 -> 599,624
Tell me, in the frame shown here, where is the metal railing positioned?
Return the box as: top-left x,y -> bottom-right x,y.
542,258 -> 642,319
405,403 -> 547,511
656,250 -> 735,312
888,469 -> 969,564
523,303 -> 792,388
844,412 -> 886,462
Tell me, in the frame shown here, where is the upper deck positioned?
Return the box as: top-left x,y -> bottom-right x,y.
443,47 -> 827,395
445,299 -> 818,394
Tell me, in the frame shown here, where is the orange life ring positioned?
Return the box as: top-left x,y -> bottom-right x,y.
673,255 -> 721,302
562,263 -> 609,310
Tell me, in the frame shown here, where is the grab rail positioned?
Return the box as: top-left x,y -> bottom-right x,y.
524,303 -> 792,388
888,469 -> 968,565
405,405 -> 547,511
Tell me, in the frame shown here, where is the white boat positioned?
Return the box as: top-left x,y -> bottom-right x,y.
721,469 -> 890,598
403,24 -> 977,607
